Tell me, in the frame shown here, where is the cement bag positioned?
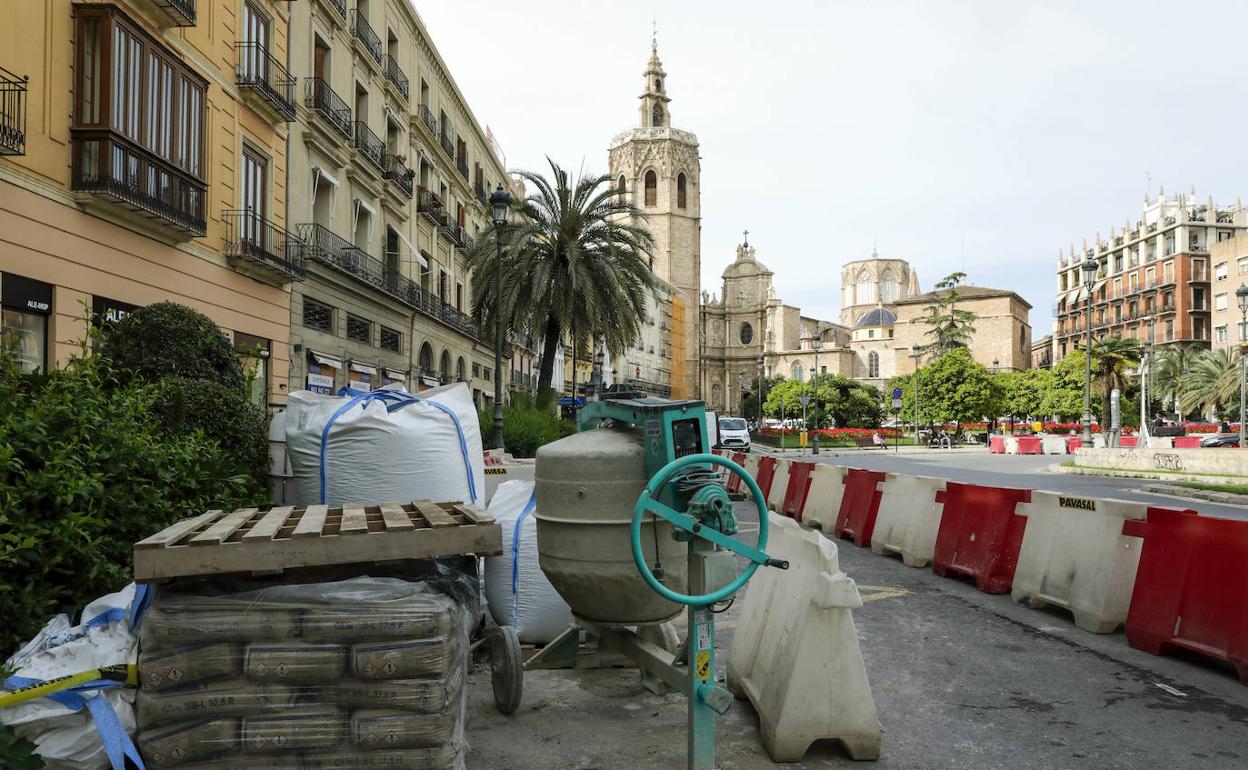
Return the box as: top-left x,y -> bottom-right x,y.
286,383 -> 484,506
2,584 -> 149,770
483,481 -> 573,643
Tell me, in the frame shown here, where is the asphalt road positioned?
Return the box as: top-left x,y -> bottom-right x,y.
760,448 -> 1248,520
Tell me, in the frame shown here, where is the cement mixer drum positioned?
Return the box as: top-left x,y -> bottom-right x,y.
534,426 -> 687,624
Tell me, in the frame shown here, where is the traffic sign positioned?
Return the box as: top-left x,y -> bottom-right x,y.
798,394 -> 811,406
891,387 -> 903,400
892,398 -> 903,409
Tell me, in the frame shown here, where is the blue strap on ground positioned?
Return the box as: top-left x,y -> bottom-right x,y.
510,487 -> 539,626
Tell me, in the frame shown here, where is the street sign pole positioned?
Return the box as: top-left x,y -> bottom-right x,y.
891,387 -> 904,453
798,394 -> 811,456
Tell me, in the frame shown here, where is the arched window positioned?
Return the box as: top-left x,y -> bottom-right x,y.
440,350 -> 452,382
677,173 -> 687,209
855,271 -> 873,305
644,170 -> 657,207
618,175 -> 626,196
880,272 -> 898,303
868,351 -> 880,378
652,105 -> 663,127
418,342 -> 433,375
456,356 -> 466,382
791,362 -> 804,381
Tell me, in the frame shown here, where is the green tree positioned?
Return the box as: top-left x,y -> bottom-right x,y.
888,347 -> 1000,425
1091,336 -> 1141,427
469,159 -> 658,406
1154,344 -> 1203,418
996,368 -> 1052,421
762,378 -> 806,418
813,374 -> 884,428
1039,349 -> 1096,421
99,302 -> 247,393
1180,348 -> 1240,419
919,272 -> 978,355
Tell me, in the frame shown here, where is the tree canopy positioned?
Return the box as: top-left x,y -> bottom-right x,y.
919,272 -> 978,356
996,368 -> 1052,420
889,347 -> 1000,425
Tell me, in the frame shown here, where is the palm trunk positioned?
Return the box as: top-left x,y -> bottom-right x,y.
535,313 -> 561,409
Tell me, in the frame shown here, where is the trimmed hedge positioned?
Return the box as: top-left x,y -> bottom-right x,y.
99,302 -> 247,393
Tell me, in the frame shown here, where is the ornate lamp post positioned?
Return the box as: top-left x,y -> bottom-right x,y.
489,184 -> 512,451
911,344 -> 922,444
811,333 -> 822,455
1081,256 -> 1099,443
1237,284 -> 1248,447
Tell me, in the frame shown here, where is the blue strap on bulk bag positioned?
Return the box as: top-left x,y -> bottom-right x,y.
510,487 -> 539,627
2,675 -> 146,770
318,388 -> 479,505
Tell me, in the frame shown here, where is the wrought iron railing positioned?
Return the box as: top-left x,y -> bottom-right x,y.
306,78 -> 352,139
71,130 -> 206,235
351,10 -> 382,65
223,209 -> 305,280
385,155 -> 413,197
298,223 -> 479,340
352,121 -> 386,173
417,104 -> 436,134
0,66 -> 28,156
456,158 -> 468,181
474,182 -> 487,207
323,0 -> 346,19
235,43 -> 295,121
147,0 -> 196,26
438,132 -> 454,158
418,188 -> 446,225
384,54 -> 409,101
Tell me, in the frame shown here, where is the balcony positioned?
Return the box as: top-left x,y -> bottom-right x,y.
416,104 -> 436,135
236,43 -> 296,122
140,0 -> 196,26
385,155 -> 414,198
352,121 -> 386,174
475,182 -> 488,207
319,0 -> 347,22
384,54 -> 409,101
223,209 -> 305,283
71,131 -> 206,237
418,187 -> 447,225
438,132 -> 454,159
0,67 -> 28,155
456,158 -> 469,181
297,222 -> 480,340
351,11 -> 383,66
306,78 -> 352,140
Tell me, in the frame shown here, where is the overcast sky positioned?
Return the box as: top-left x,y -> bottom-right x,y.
417,0 -> 1248,331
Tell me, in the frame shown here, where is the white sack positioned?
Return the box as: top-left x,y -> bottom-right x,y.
483,481 -> 573,644
2,584 -> 143,770
286,382 -> 485,507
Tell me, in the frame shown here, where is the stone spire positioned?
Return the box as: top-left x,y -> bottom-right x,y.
639,38 -> 671,128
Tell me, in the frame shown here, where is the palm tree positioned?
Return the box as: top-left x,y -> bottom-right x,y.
469,159 -> 658,404
1090,336 -> 1140,427
1154,344 -> 1203,418
1181,349 -> 1240,420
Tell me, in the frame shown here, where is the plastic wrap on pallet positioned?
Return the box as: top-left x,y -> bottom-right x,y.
136,576 -> 474,770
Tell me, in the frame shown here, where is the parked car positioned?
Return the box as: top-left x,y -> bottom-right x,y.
717,417 -> 751,452
603,383 -> 647,400
1199,433 -> 1240,448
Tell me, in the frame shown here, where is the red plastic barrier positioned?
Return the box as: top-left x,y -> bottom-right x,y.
1065,437 -> 1083,453
1015,437 -> 1043,455
1119,435 -> 1138,448
833,469 -> 887,547
1122,508 -> 1248,682
754,456 -> 777,499
989,437 -> 1005,454
725,452 -> 747,494
931,482 -> 1032,594
1172,436 -> 1201,449
780,461 -> 817,521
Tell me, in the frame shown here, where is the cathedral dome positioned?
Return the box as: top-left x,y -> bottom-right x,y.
855,308 -> 896,328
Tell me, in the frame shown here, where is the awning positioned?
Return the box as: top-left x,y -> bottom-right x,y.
421,375 -> 441,387
1065,288 -> 1083,305
349,361 -> 378,376
313,167 -> 341,188
396,230 -> 428,269
384,367 -> 408,381
309,350 -> 342,369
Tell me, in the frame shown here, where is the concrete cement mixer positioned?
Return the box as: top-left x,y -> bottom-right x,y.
529,397 -> 788,770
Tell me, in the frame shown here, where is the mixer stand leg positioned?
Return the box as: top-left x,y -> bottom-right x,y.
523,625 -> 580,670
638,621 -> 682,695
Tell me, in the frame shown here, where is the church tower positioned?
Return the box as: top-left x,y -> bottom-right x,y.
608,39 -> 701,400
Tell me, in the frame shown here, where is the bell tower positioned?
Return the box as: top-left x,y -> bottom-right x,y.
608,39 -> 701,400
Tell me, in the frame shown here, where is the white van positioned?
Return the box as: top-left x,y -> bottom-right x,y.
717,416 -> 751,452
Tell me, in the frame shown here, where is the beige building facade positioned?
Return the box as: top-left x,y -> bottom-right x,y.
1,0 -> 297,406
892,286 -> 1033,374
1208,234 -> 1248,352
286,0 -> 508,405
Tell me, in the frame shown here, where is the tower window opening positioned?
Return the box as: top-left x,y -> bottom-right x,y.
677,173 -> 687,209
652,105 -> 663,127
644,170 -> 657,206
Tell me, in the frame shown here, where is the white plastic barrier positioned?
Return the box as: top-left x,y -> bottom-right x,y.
1003,436 -> 1020,454
800,465 -> 847,533
727,514 -> 881,761
484,480 -> 572,643
766,459 -> 792,513
741,452 -> 762,481
483,457 -> 536,505
1040,436 -> 1068,455
1012,491 -> 1147,633
869,474 -> 947,568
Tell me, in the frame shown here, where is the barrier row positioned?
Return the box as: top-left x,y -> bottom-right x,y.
987,435 -> 1207,453
710,450 -> 1248,684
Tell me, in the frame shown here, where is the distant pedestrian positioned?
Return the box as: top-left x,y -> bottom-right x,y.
1221,419 -> 1232,434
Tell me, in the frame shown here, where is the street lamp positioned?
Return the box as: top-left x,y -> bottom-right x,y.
1237,284 -> 1248,447
811,333 -> 822,455
911,344 -> 922,445
1081,256 -> 1099,443
489,183 -> 511,451
756,357 -> 765,424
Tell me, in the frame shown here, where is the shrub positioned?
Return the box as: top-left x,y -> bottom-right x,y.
99,302 -> 247,393
479,402 -> 574,459
151,377 -> 270,484
0,351 -> 266,654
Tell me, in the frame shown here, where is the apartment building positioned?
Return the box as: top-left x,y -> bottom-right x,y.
0,0 -> 297,406
1053,189 -> 1248,360
287,0 -> 508,407
1208,234 -> 1248,351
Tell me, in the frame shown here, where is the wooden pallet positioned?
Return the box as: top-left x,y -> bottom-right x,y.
133,501 -> 501,582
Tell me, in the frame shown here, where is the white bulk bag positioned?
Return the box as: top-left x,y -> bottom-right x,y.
285,383 -> 485,507
484,481 -> 573,644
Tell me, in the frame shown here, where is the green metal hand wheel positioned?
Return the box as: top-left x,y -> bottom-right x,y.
630,453 -> 784,606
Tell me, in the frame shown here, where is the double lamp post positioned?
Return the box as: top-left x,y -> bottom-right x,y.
489,184 -> 512,451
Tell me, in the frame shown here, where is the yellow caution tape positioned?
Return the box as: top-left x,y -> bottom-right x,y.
0,664 -> 137,709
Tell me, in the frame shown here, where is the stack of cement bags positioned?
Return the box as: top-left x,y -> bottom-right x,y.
135,578 -> 469,770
